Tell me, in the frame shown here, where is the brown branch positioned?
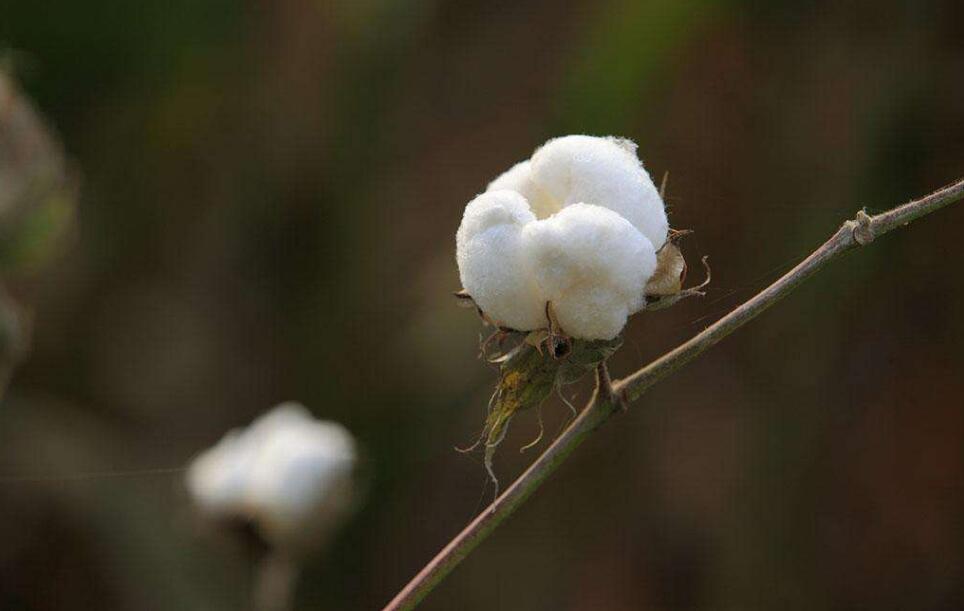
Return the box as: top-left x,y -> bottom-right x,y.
382,178 -> 964,611
616,179 -> 964,402
254,551 -> 299,611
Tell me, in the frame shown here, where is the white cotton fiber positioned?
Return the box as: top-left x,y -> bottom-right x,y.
456,190 -> 547,331
523,204 -> 657,340
456,135 -> 669,340
186,403 -> 356,549
486,160 -> 559,219
185,429 -> 259,516
529,135 -> 668,249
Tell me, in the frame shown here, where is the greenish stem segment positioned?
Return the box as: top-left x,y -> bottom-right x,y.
382,178 -> 964,611
254,551 -> 299,611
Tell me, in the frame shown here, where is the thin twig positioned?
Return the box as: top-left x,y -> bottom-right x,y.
254,550 -> 299,611
617,180 -> 964,403
382,178 -> 964,611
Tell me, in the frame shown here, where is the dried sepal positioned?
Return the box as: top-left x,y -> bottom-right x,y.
642,228 -> 711,310
480,328 -> 516,363
645,242 -> 686,297
454,289 -> 508,331
524,329 -> 549,353
453,289 -> 477,309
646,255 -> 712,311
544,301 -> 572,359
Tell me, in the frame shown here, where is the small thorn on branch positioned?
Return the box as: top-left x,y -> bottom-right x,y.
596,361 -> 627,412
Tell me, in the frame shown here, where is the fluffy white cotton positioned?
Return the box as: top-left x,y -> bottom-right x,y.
524,204 -> 657,340
484,137 -> 667,249
529,135 -> 668,249
486,161 -> 558,219
186,403 -> 356,549
457,135 -> 669,340
456,190 -> 547,331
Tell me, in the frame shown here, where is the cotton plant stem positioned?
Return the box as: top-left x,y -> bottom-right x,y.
383,179 -> 964,611
618,178 -> 964,402
253,551 -> 299,611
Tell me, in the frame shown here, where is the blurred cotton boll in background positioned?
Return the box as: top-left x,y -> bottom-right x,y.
186,402 -> 358,554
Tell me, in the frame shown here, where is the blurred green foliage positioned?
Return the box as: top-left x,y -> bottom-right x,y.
0,188 -> 74,271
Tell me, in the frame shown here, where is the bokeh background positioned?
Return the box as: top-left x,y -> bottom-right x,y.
1,1 -> 963,609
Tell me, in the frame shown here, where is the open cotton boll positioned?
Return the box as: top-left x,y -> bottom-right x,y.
244,409 -> 356,546
529,135 -> 669,249
458,135 -> 668,337
523,204 -> 657,340
186,403 -> 357,550
456,190 -> 547,331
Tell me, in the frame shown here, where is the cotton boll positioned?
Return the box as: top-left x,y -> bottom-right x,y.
529,135 -> 668,249
243,406 -> 356,546
486,160 -> 559,219
456,187 -> 536,243
458,136 -> 669,336
186,403 -> 357,551
523,204 -> 657,340
456,190 -> 547,331
185,409 -> 303,518
185,429 -> 259,518
547,287 -> 632,343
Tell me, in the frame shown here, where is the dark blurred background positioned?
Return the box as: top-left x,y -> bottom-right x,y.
1,1 -> 963,609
